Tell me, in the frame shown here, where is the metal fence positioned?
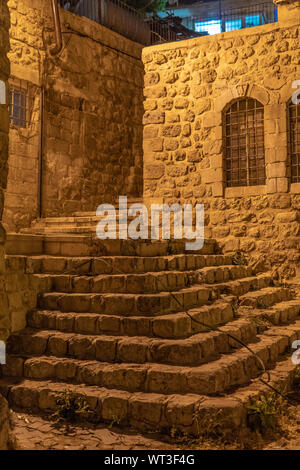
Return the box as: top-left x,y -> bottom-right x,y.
188,1 -> 277,35
60,0 -> 151,44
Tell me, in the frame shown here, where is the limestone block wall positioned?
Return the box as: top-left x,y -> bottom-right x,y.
0,0 -> 10,450
2,0 -> 45,232
0,0 -> 10,344
3,0 -> 144,230
142,7 -> 300,276
4,256 -> 42,335
42,10 -> 144,217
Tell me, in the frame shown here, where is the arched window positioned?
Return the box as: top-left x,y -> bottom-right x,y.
224,98 -> 265,187
288,100 -> 300,183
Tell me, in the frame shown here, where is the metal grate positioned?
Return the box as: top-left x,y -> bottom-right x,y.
9,82 -> 28,128
188,1 -> 277,35
288,101 -> 300,184
224,98 -> 266,187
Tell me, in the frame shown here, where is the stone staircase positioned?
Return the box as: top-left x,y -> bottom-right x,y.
1,239 -> 300,437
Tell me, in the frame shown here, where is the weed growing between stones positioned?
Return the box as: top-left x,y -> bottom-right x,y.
232,250 -> 249,266
51,391 -> 92,424
246,393 -> 285,434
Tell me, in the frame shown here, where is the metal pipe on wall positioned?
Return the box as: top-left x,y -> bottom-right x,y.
38,0 -> 63,217
50,0 -> 63,55
38,86 -> 45,219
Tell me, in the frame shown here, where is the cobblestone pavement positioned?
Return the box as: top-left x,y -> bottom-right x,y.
9,411 -> 176,450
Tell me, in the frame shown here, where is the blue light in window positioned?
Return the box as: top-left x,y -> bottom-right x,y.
225,18 -> 242,32
194,20 -> 222,35
245,15 -> 260,28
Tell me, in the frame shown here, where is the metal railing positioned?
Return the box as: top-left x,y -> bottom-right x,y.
187,1 -> 277,34
60,0 -> 151,44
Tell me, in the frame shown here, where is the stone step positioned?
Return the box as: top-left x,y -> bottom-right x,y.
209,273 -> 272,297
239,298 -> 300,326
31,265 -> 253,295
6,320 -> 300,397
28,297 -> 300,340
27,300 -> 235,338
2,322 -> 300,400
31,214 -> 135,227
1,354 -> 296,436
38,285 -> 212,316
239,286 -> 294,308
22,253 -> 234,275
6,235 -> 217,257
7,317 -> 257,368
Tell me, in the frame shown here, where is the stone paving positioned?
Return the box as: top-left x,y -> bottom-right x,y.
9,411 -> 175,451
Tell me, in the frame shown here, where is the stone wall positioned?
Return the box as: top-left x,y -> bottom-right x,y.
142,2 -> 300,277
0,0 -> 10,450
3,0 -> 144,231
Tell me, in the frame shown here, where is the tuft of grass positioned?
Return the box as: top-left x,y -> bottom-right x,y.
51,390 -> 92,424
232,250 -> 249,266
292,367 -> 300,387
247,393 -> 284,434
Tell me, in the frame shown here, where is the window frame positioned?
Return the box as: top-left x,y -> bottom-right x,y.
9,78 -> 31,129
223,97 -> 266,188
287,98 -> 300,184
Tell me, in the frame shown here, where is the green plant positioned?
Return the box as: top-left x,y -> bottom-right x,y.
51,390 -> 92,423
293,367 -> 300,386
232,250 -> 248,266
247,393 -> 282,434
123,0 -> 167,14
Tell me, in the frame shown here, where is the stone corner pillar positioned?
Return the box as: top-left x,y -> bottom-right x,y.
273,0 -> 300,25
0,0 -> 10,451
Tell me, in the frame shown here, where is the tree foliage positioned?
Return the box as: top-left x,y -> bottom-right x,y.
122,0 -> 167,15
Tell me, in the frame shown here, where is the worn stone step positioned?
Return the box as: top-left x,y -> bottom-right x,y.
24,236 -> 218,257
209,273 -> 272,297
3,322 -> 300,397
0,377 -> 205,434
31,265 -> 253,295
240,298 -> 300,326
38,285 -> 212,316
0,354 -> 297,436
6,321 -> 300,396
27,300 -> 235,338
21,253 -> 234,275
7,317 -> 257,369
239,286 -> 294,308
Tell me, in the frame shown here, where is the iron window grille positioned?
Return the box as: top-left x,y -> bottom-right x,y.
224,98 -> 266,187
288,100 -> 300,184
9,79 -> 29,128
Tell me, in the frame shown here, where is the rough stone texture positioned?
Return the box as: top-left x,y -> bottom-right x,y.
9,411 -> 175,450
1,245 -> 300,437
3,0 -> 144,231
0,0 -> 10,450
4,255 -> 47,336
142,6 -> 300,275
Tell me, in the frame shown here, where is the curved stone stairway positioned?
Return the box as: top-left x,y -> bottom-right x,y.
1,239 -> 300,437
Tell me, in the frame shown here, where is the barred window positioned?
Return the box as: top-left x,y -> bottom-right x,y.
288,100 -> 300,183
224,98 -> 265,187
9,86 -> 27,128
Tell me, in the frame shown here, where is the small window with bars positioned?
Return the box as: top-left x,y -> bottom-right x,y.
288,100 -> 300,183
9,85 -> 28,128
224,98 -> 266,187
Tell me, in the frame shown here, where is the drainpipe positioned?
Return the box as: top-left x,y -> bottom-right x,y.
50,0 -> 63,56
38,1 -> 62,217
38,86 -> 45,219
